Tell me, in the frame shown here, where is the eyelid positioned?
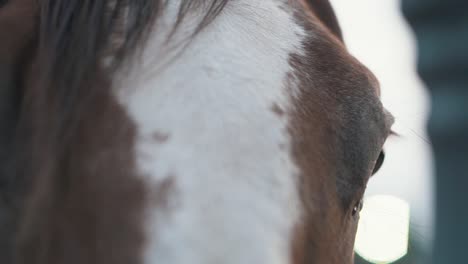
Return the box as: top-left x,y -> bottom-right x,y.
371,150 -> 385,175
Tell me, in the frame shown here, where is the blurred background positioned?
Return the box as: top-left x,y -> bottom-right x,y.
328,1 -> 434,263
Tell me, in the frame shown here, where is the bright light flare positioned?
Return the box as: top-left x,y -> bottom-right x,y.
354,195 -> 410,264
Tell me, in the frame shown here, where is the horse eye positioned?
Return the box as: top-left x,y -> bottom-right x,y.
372,151 -> 385,175
0,0 -> 7,7
352,199 -> 364,217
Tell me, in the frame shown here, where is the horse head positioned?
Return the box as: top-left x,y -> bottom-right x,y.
0,1 -> 393,263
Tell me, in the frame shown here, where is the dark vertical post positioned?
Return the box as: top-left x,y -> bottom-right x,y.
401,1 -> 468,263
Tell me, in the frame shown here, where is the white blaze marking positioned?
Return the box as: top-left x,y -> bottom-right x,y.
114,1 -> 306,263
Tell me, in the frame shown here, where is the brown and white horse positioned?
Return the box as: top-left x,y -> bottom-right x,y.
0,0 -> 393,263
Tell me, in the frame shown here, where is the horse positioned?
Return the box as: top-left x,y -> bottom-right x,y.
0,0 -> 394,263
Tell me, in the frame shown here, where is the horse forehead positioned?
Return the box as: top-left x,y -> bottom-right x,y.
113,1 -> 308,264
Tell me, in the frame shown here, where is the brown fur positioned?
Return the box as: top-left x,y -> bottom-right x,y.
15,69 -> 148,264
288,2 -> 393,264
271,103 -> 285,117
303,0 -> 343,41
